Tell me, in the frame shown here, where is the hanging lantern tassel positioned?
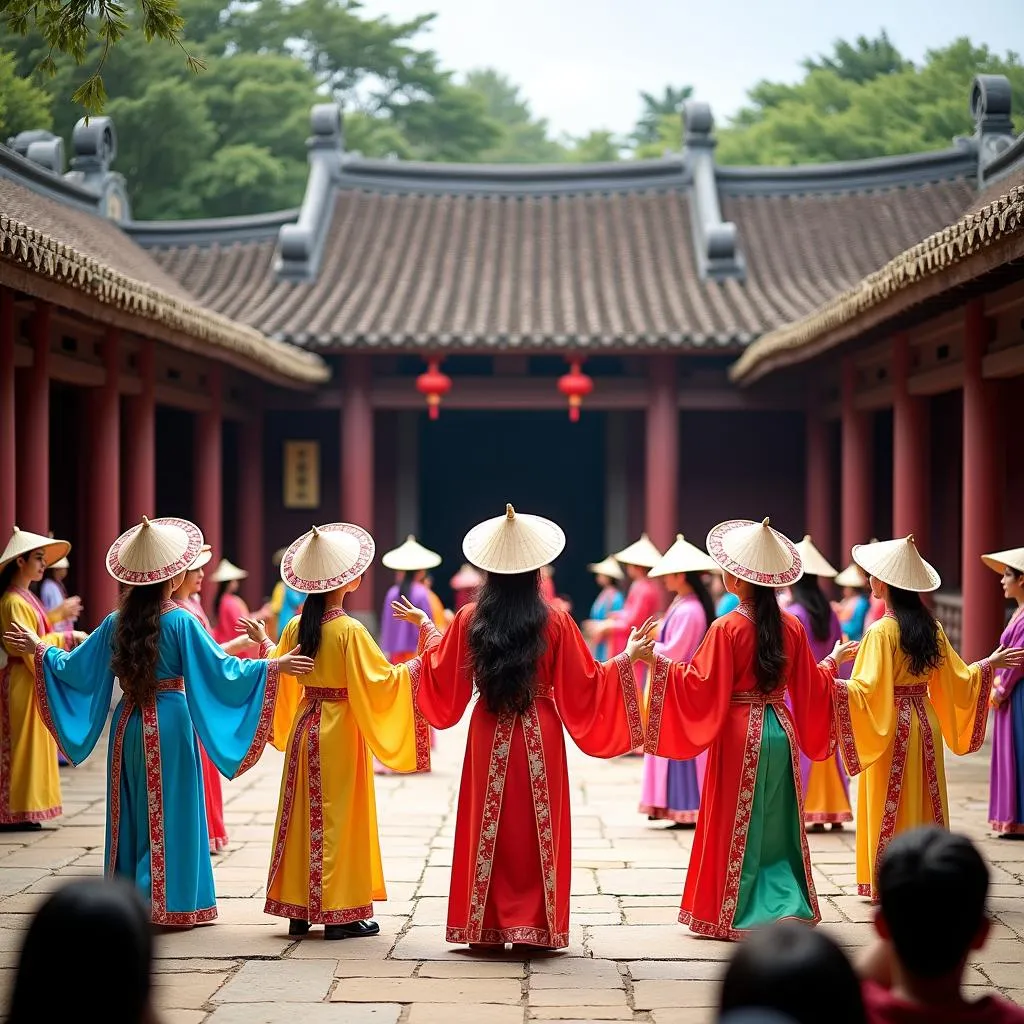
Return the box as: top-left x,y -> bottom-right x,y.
557,360 -> 594,422
415,358 -> 453,420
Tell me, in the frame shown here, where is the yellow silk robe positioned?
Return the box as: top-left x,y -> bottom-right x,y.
264,610 -> 431,924
835,614 -> 993,899
0,587 -> 70,823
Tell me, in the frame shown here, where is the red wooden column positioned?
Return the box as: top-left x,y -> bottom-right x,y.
16,303 -> 51,531
0,291 -> 16,536
85,329 -> 121,620
840,357 -> 873,563
961,301 -> 1002,662
892,334 -> 929,546
195,367 -> 223,614
804,406 -> 832,558
644,354 -> 679,553
123,340 -> 156,526
341,357 -> 375,612
238,413 -> 265,605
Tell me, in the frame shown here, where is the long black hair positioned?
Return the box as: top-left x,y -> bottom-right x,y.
685,571 -> 716,632
297,591 -> 327,660
8,878 -> 153,1024
468,570 -> 549,715
111,584 -> 164,703
788,573 -> 832,642
0,561 -> 18,595
751,583 -> 787,694
889,585 -> 942,677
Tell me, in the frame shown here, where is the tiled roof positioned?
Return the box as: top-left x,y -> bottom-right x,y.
149,176 -> 976,351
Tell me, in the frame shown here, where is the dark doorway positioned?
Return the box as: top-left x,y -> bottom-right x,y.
418,410 -> 606,617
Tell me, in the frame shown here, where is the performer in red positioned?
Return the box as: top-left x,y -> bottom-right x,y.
643,518 -> 857,941
393,504 -> 651,950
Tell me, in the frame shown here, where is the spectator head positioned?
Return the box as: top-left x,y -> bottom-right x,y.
719,921 -> 865,1024
8,878 -> 153,1024
876,826 -> 989,979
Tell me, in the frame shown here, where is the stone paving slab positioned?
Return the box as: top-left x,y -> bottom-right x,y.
0,719 -> 1021,1024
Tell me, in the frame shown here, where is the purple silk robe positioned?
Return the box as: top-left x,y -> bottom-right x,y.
989,608 -> 1024,834
379,582 -> 434,657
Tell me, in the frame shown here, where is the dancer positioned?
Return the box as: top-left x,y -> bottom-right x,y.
595,534 -> 662,668
393,505 -> 650,949
833,536 -> 1024,900
422,574 -> 449,630
0,528 -> 84,829
638,535 -> 717,826
252,523 -> 432,939
584,556 -> 624,661
788,536 -> 853,831
210,559 -> 257,655
643,518 -> 857,940
450,564 -> 482,611
268,546 -> 305,641
4,517 -> 313,925
834,564 -> 872,642
981,547 -> 1024,836
39,555 -> 76,641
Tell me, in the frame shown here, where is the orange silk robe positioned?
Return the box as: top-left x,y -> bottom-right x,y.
415,606 -> 644,948
645,606 -> 838,940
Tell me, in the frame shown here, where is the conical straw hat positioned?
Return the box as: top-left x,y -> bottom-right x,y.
282,522 -> 375,594
210,558 -> 248,583
187,544 -> 213,572
649,535 -> 718,578
852,535 -> 940,593
106,517 -> 203,585
614,533 -> 663,569
51,556 -> 70,571
982,547 -> 1024,575
834,563 -> 868,589
706,518 -> 802,589
462,505 -> 565,575
587,556 -> 624,580
0,527 -> 70,574
381,535 -> 442,572
450,564 -> 483,589
796,535 -> 838,579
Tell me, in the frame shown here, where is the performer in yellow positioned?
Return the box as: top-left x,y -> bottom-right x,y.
0,528 -> 85,829
244,522 -> 433,939
834,536 -> 1024,900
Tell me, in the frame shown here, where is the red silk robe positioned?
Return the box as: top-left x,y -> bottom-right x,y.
645,605 -> 838,940
416,606 -> 644,948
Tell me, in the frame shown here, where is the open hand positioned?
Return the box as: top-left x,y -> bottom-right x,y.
277,645 -> 315,677
634,616 -> 659,641
2,621 -> 41,655
61,596 -> 83,621
391,596 -> 430,628
626,625 -> 656,664
238,617 -> 269,646
989,646 -> 1024,671
830,639 -> 859,666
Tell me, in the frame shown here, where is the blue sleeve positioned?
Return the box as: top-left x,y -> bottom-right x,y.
36,613 -> 118,765
174,611 -> 279,779
610,591 -> 625,613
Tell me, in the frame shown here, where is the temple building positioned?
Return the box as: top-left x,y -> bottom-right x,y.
1,74 -> 1022,659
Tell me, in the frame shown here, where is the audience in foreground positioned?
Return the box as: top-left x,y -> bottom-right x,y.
7,878 -> 156,1024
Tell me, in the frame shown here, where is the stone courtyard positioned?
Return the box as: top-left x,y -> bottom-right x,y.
1,723 -> 1022,1024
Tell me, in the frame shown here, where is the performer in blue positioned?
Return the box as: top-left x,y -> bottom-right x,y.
2,516 -> 314,927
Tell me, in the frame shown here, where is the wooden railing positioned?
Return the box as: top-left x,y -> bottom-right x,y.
933,592 -> 963,651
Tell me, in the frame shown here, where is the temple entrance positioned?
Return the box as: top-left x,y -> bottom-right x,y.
418,410 -> 606,616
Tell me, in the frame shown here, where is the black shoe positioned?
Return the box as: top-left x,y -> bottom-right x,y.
0,822 -> 42,833
325,920 -> 380,940
288,919 -> 310,936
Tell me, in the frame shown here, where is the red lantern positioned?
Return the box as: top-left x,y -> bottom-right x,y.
557,359 -> 594,422
415,358 -> 452,420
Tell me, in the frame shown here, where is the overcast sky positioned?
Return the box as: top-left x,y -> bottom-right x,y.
358,0 -> 1024,139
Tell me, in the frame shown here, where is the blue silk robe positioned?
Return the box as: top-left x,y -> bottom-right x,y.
34,600 -> 279,925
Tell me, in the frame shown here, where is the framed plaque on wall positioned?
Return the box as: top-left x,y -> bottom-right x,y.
283,440 -> 320,509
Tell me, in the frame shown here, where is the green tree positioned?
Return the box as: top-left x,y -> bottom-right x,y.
803,30 -> 910,84
0,50 -> 53,139
464,68 -> 565,162
717,37 -> 1024,165
563,130 -> 621,163
632,84 -> 692,145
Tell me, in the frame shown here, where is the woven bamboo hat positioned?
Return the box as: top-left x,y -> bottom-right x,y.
796,535 -> 838,579
982,547 -> 1024,575
281,522 -> 375,594
706,518 -> 803,589
106,517 -> 203,585
834,563 -> 868,588
382,535 -> 442,572
450,564 -> 483,589
462,505 -> 565,575
0,527 -> 70,574
187,544 -> 213,572
614,533 -> 663,569
51,556 -> 70,571
649,535 -> 718,578
210,558 -> 247,583
852,535 -> 940,593
587,556 -> 624,580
